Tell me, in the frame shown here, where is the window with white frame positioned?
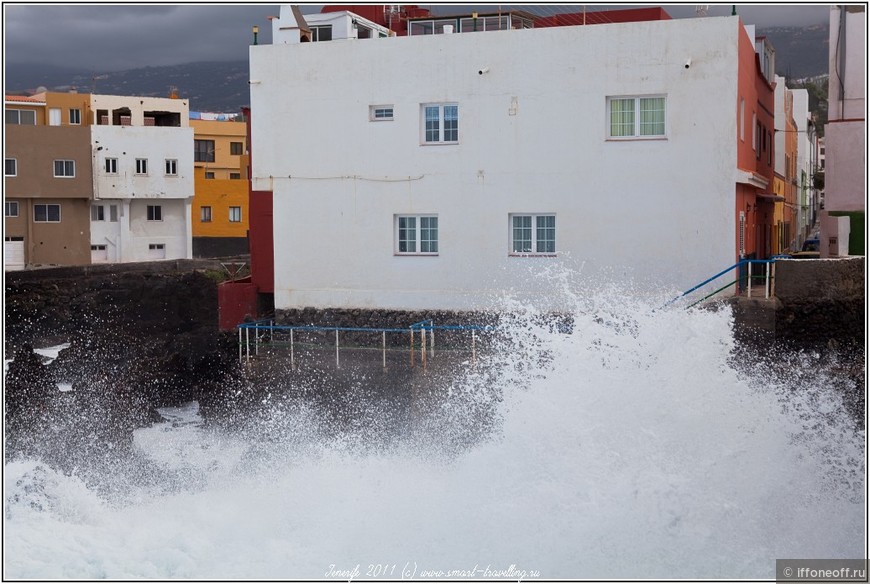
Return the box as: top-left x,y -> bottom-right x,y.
53,160 -> 75,177
49,108 -> 62,126
34,204 -> 61,223
739,98 -> 745,142
607,96 -> 666,138
510,214 -> 556,254
422,103 -> 458,144
91,205 -> 105,221
135,158 -> 148,175
5,109 -> 36,125
165,159 -> 177,176
70,109 -> 81,125
5,201 -> 20,217
370,105 -> 394,121
5,158 -> 17,176
200,206 -> 212,222
105,157 -> 118,174
396,215 -> 438,254
147,205 -> 162,221
229,206 -> 242,223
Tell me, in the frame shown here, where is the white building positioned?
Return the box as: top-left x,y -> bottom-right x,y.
271,8 -> 391,44
251,11 -> 769,312
822,5 -> 865,257
791,88 -> 818,241
90,95 -> 194,262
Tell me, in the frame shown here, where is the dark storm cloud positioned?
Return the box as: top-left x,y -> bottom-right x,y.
4,4 -> 280,70
3,3 -> 830,72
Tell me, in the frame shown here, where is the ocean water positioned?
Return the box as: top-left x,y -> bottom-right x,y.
3,281 -> 865,580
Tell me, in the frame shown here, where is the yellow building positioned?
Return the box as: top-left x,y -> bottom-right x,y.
190,117 -> 249,257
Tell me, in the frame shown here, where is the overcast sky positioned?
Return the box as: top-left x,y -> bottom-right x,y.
3,3 -> 831,72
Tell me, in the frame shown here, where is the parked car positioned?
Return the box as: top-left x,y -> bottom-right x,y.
790,237 -> 820,259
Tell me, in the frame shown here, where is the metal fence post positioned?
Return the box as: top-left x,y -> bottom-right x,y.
767,261 -> 773,299
238,327 -> 242,362
747,262 -> 753,298
429,321 -> 435,359
335,329 -> 340,368
472,330 -> 477,365
245,326 -> 250,364
421,326 -> 427,370
382,331 -> 387,370
410,329 -> 415,367
290,329 -> 295,371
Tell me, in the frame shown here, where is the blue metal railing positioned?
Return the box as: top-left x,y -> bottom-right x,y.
666,257 -> 784,309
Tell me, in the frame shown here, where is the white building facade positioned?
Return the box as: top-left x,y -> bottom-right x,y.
251,13 -> 755,312
90,95 -> 194,263
822,5 -> 865,257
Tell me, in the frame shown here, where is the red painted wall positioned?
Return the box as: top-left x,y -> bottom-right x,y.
218,278 -> 258,330
735,19 -> 777,260
242,106 -> 274,294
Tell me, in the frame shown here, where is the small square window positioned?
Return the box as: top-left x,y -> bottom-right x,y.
607,95 -> 666,139
69,109 -> 81,125
91,205 -> 105,221
510,214 -> 556,255
135,158 -> 148,175
205,172 -> 215,179
147,205 -> 162,221
5,201 -> 20,217
5,158 -> 17,177
165,159 -> 177,176
230,142 -> 244,155
105,158 -> 118,174
229,206 -> 242,223
230,172 -> 241,180
421,103 -> 458,144
34,204 -> 61,223
200,206 -> 212,222
53,160 -> 75,177
395,215 -> 438,255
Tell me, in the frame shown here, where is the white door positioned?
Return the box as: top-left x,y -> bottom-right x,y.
4,238 -> 25,270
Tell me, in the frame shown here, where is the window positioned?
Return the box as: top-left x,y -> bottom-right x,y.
370,105 -> 394,121
510,214 -> 556,254
165,159 -> 177,176
194,140 -> 215,162
200,206 -> 212,222
148,243 -> 166,259
205,171 -> 215,179
6,109 -> 36,125
49,108 -> 61,126
91,205 -> 105,221
105,158 -> 118,174
91,244 -> 107,251
53,160 -> 75,177
739,98 -> 745,142
229,206 -> 242,223
752,112 -> 758,151
422,103 -> 458,144
69,109 -> 81,125
396,215 -> 438,254
34,204 -> 61,223
5,201 -> 19,217
311,25 -> 333,42
459,15 -> 508,32
230,172 -> 241,180
5,158 -> 17,176
230,142 -> 244,155
608,96 -> 666,138
147,205 -> 162,221
109,205 -> 118,222
135,158 -> 148,175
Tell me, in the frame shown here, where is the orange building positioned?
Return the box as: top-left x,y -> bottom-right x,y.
190,117 -> 249,257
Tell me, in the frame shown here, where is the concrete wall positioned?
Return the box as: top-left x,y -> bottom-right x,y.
251,16 -> 743,312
